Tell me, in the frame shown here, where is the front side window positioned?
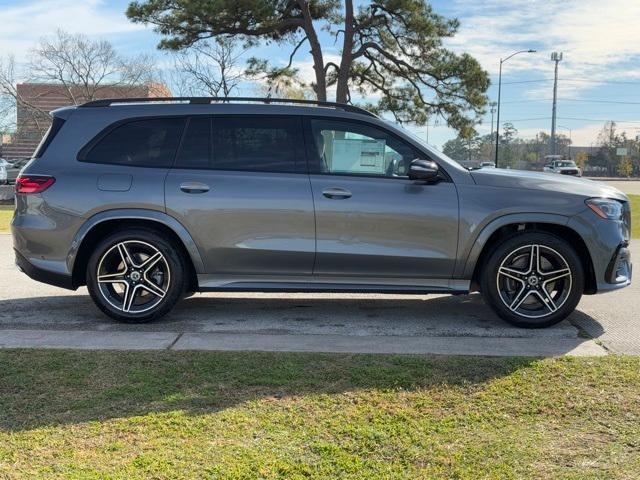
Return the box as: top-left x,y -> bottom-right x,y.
82,118 -> 185,167
212,116 -> 301,173
308,119 -> 417,177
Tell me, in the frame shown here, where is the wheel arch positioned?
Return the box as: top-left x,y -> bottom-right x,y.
464,214 -> 596,295
69,209 -> 204,290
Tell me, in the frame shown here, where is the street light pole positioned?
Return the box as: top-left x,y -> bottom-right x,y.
494,49 -> 537,167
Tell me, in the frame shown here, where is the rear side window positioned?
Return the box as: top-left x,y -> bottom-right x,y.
34,117 -> 66,158
175,117 -> 212,169
212,116 -> 301,173
82,118 -> 185,167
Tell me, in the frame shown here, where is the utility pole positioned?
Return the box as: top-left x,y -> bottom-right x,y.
550,52 -> 563,156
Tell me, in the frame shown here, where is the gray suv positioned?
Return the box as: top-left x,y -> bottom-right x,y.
11,98 -> 632,328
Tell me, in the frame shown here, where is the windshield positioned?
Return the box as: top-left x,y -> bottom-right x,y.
556,161 -> 576,168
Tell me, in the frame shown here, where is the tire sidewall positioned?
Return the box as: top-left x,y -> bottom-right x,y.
481,232 -> 585,328
86,228 -> 186,323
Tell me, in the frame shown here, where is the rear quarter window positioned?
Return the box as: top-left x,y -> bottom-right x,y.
33,117 -> 66,158
80,118 -> 186,168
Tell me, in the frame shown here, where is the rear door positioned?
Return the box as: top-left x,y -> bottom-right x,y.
165,115 -> 315,276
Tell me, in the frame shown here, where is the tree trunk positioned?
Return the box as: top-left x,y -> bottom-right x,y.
298,0 -> 327,101
335,0 -> 354,104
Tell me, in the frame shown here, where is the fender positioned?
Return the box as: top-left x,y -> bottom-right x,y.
457,212 -> 571,279
67,208 -> 206,274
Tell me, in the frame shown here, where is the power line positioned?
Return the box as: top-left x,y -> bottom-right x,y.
501,98 -> 640,105
501,77 -> 640,86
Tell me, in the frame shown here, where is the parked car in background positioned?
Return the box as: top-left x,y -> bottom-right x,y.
480,161 -> 496,168
5,158 -> 30,184
11,97 -> 632,328
0,162 -> 6,185
543,156 -> 582,176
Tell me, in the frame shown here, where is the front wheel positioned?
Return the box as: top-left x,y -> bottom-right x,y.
86,228 -> 187,323
480,232 -> 584,328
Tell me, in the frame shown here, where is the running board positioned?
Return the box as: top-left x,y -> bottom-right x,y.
197,275 -> 470,294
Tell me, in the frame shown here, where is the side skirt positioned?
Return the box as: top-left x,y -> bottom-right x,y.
197,275 -> 470,295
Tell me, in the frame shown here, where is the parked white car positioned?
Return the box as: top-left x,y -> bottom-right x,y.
543,159 -> 581,177
0,164 -> 7,185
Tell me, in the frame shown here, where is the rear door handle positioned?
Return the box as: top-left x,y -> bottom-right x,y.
180,181 -> 210,194
322,187 -> 352,199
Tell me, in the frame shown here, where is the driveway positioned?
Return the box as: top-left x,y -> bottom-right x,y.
0,234 -> 636,356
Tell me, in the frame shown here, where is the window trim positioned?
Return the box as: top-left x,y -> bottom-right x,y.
77,115 -> 187,168
303,116 -> 451,182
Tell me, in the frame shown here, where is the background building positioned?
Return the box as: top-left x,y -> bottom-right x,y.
1,83 -> 170,160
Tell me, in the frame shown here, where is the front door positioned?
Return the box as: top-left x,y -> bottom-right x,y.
165,115 -> 315,276
306,118 -> 459,279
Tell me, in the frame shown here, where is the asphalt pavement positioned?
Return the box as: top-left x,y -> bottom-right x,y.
0,234 -> 637,356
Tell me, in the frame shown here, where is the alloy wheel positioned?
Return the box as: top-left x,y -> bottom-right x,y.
96,240 -> 171,314
496,244 -> 573,319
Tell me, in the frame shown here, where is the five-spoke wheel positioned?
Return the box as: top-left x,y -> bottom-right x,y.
86,228 -> 187,323
97,240 -> 171,314
481,232 -> 584,328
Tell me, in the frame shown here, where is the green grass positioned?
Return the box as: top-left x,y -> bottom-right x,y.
630,194 -> 639,239
0,351 -> 639,479
0,205 -> 12,233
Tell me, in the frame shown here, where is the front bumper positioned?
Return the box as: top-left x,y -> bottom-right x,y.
568,209 -> 632,294
601,244 -> 632,291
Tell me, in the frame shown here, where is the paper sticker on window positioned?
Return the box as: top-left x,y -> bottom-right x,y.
331,139 -> 386,174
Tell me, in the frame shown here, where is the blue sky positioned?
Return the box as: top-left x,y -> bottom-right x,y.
1,0 -> 639,149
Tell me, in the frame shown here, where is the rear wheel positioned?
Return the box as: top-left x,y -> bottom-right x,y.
480,232 -> 584,328
86,228 -> 187,323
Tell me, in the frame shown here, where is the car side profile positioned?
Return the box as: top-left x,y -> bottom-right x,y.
11,98 -> 632,328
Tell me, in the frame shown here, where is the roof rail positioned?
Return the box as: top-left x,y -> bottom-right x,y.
79,96 -> 377,118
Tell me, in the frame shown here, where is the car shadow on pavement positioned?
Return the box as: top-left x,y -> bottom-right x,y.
0,292 -> 601,338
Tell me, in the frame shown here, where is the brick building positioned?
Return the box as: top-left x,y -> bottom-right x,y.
1,83 -> 170,160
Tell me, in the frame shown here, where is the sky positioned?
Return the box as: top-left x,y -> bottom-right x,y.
1,0 -> 639,149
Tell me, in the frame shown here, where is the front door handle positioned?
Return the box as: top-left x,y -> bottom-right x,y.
322,187 -> 352,199
180,181 -> 210,194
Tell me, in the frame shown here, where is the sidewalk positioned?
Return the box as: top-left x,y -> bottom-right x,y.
0,329 -> 607,357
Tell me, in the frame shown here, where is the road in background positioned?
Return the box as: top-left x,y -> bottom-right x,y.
595,179 -> 640,195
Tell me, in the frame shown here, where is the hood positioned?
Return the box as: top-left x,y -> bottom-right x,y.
470,168 -> 627,201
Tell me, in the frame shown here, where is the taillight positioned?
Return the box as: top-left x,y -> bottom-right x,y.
15,175 -> 56,194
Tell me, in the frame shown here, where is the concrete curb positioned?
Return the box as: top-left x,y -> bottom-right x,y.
0,329 -> 608,357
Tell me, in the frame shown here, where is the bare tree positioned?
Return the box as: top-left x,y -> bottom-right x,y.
0,30 -> 158,136
173,39 -> 244,97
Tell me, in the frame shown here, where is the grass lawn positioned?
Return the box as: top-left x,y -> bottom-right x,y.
0,205 -> 12,233
0,351 -> 639,479
630,194 -> 639,239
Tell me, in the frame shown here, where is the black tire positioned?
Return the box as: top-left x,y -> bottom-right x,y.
86,228 -> 187,323
480,231 -> 584,328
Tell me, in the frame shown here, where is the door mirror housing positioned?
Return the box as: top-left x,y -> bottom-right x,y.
408,159 -> 439,181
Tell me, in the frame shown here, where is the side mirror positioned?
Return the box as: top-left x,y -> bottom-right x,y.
408,159 -> 439,181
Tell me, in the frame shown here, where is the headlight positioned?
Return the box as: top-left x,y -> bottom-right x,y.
585,198 -> 623,220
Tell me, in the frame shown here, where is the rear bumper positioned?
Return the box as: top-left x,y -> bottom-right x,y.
14,249 -> 74,290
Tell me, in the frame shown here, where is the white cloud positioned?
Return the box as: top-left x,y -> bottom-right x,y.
0,0 -> 144,59
449,0 -> 640,97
